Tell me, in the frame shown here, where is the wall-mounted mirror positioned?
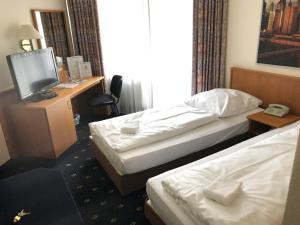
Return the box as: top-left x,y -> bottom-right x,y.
31,9 -> 72,65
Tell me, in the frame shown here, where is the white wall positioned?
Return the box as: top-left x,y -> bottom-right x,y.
226,0 -> 300,87
0,0 -> 66,164
0,0 -> 66,92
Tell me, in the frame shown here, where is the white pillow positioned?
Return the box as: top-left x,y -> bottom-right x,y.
184,88 -> 262,117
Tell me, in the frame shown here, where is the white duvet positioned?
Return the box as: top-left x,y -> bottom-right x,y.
162,127 -> 299,225
89,105 -> 217,152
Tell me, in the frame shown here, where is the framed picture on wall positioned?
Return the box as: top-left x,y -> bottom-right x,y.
257,0 -> 300,68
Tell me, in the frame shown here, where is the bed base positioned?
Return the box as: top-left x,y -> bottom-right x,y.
89,133 -> 247,195
144,200 -> 166,225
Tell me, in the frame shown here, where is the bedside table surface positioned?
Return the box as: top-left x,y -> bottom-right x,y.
247,111 -> 300,128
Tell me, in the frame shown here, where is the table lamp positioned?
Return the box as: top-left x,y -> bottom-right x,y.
282,131 -> 300,225
17,24 -> 42,52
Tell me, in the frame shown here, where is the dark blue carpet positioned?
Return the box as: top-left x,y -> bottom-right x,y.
0,117 -> 150,225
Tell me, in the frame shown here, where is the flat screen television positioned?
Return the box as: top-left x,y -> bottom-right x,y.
6,48 -> 59,101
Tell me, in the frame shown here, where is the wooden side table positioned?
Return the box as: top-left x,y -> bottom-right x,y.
247,111 -> 300,137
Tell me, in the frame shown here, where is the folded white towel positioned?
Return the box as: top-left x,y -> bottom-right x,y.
121,121 -> 140,134
203,178 -> 242,206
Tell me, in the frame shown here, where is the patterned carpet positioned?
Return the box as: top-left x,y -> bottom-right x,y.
0,117 -> 150,225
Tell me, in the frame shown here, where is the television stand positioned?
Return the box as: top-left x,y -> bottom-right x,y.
7,76 -> 104,159
28,90 -> 58,102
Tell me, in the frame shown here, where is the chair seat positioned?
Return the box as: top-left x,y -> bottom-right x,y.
88,75 -> 122,117
88,94 -> 116,107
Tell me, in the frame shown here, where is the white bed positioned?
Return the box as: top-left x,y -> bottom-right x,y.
146,121 -> 300,225
90,108 -> 261,175
89,88 -> 263,195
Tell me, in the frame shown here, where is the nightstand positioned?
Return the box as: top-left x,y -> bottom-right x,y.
247,111 -> 300,137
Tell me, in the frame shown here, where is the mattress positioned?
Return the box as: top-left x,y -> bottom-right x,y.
90,108 -> 262,175
146,121 -> 300,225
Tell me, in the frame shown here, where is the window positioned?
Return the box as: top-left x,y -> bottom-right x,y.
98,0 -> 193,113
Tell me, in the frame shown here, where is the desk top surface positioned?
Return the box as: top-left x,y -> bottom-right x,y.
12,76 -> 104,108
247,111 -> 300,128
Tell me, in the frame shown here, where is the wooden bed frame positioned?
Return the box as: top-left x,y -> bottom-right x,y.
231,67 -> 300,115
144,200 -> 166,225
144,67 -> 300,225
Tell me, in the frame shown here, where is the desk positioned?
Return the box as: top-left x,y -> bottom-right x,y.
7,77 -> 104,159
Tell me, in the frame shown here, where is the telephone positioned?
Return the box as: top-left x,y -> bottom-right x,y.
264,104 -> 290,117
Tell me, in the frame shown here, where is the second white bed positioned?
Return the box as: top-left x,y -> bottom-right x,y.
146,121 -> 300,225
90,108 -> 262,175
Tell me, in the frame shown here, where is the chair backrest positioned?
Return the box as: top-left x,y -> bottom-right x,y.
110,75 -> 123,101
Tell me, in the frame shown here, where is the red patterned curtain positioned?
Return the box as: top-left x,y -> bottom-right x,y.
40,12 -> 70,64
192,0 -> 228,94
67,0 -> 105,76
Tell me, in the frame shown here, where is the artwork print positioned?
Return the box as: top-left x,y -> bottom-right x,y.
258,0 -> 300,68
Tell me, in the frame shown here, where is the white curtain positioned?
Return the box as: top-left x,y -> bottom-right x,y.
98,0 -> 192,114
149,0 -> 193,108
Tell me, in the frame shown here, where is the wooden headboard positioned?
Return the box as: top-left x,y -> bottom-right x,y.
230,67 -> 300,116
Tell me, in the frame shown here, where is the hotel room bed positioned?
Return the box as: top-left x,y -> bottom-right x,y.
145,120 -> 300,225
89,88 -> 263,195
90,108 -> 261,175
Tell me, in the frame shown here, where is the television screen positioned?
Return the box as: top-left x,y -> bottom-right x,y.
6,48 -> 59,100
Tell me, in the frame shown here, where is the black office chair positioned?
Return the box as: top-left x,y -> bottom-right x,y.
89,75 -> 123,116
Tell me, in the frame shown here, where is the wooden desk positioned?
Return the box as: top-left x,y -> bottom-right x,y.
7,77 -> 104,159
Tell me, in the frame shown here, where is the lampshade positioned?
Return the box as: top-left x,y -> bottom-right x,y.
282,131 -> 300,224
17,24 -> 42,40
